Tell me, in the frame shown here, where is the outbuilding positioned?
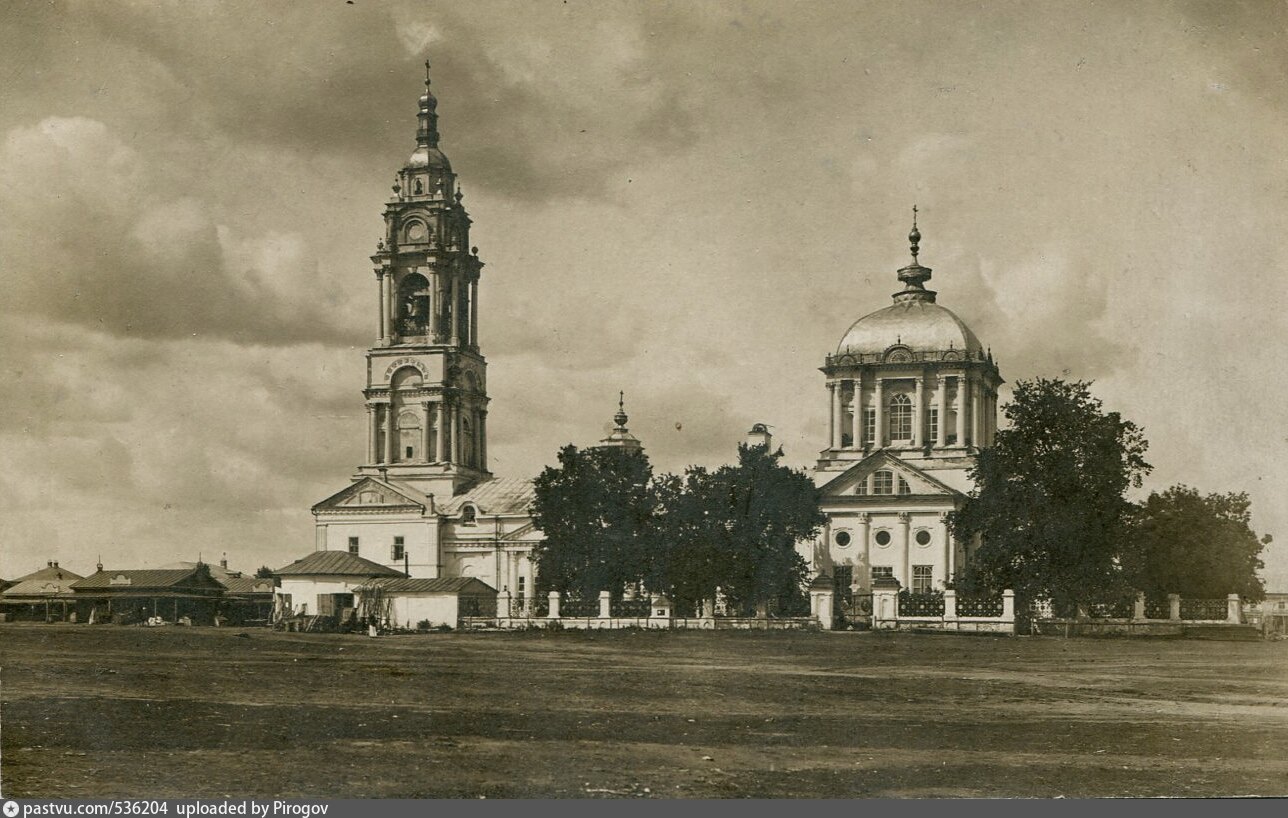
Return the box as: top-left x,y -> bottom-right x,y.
354,576 -> 497,629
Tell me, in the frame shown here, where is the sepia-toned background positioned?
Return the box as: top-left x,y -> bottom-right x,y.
1,0 -> 1284,588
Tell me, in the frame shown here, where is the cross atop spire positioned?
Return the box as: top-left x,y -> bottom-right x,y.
425,59 -> 432,87
909,205 -> 921,262
893,206 -> 935,303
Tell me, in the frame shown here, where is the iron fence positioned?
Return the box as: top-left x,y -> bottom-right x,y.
559,597 -> 601,617
957,594 -> 1004,617
508,595 -> 549,618
611,598 -> 652,618
898,591 -> 945,617
1143,596 -> 1170,620
1180,598 -> 1228,621
1089,598 -> 1135,619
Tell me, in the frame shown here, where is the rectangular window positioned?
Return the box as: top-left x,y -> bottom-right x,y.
928,408 -> 938,444
912,565 -> 933,594
873,470 -> 893,495
348,536 -> 359,555
517,576 -> 526,602
863,409 -> 875,446
391,536 -> 405,562
871,566 -> 894,581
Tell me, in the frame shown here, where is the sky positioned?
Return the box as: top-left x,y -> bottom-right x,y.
2,0 -> 1286,587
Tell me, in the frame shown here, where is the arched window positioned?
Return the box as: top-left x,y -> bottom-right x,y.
390,366 -> 423,391
461,504 -> 477,525
889,393 -> 912,441
397,273 -> 431,336
897,476 -> 912,495
873,470 -> 894,495
397,411 -> 420,462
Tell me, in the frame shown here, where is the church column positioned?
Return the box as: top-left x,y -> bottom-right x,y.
972,375 -> 983,449
377,271 -> 389,344
479,410 -> 488,471
873,377 -> 885,449
454,401 -> 464,464
366,405 -> 377,463
936,374 -> 948,448
913,372 -> 925,448
383,402 -> 396,464
941,513 -> 954,587
857,513 -> 871,584
386,271 -> 397,342
851,373 -> 864,449
450,275 -> 461,346
955,375 -> 968,447
421,401 -> 433,462
898,512 -> 912,588
435,400 -> 446,463
469,279 -> 479,347
829,381 -> 841,449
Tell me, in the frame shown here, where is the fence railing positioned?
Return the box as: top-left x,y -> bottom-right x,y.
611,598 -> 652,618
956,594 -> 1004,618
559,597 -> 601,618
1179,598 -> 1228,621
898,591 -> 945,617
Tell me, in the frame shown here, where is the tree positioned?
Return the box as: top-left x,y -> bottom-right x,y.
654,444 -> 823,615
255,565 -> 275,579
950,378 -> 1151,615
530,444 -> 656,601
1123,486 -> 1268,603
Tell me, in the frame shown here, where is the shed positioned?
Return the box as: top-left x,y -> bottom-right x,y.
70,564 -> 227,625
355,577 -> 497,629
272,550 -> 405,621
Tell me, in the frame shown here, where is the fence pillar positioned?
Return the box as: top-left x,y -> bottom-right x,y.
497,591 -> 512,624
1168,593 -> 1181,621
1133,591 -> 1146,621
871,580 -> 900,629
1001,589 -> 1015,622
598,590 -> 612,619
944,589 -> 958,620
650,593 -> 673,629
548,590 -> 561,620
1227,594 -> 1241,624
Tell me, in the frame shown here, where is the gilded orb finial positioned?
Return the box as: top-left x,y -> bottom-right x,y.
909,204 -> 921,262
614,391 -> 629,429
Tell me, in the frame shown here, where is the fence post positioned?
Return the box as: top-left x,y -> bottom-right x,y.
1168,593 -> 1181,621
1002,589 -> 1015,622
943,588 -> 958,623
650,593 -> 673,629
1227,594 -> 1241,624
497,591 -> 512,625
548,590 -> 560,620
871,579 -> 900,629
598,590 -> 612,619
808,576 -> 834,630
1133,592 -> 1146,621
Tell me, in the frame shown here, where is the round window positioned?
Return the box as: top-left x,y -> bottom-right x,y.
835,531 -> 851,547
874,530 -> 891,547
915,529 -> 932,546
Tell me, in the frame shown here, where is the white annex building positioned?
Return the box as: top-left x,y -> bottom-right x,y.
308,65 -> 543,601
805,215 -> 1003,601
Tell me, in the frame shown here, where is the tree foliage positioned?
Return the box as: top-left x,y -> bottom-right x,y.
530,444 -> 656,601
531,441 -> 822,614
652,444 -> 823,614
1123,485 -> 1268,603
950,378 -> 1151,613
255,565 -> 275,579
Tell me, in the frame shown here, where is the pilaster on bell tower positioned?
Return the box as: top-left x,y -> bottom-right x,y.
359,61 -> 490,496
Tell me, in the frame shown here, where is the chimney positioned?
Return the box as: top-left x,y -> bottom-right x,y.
52,560 -> 59,568
47,560 -> 53,567
220,552 -> 228,570
745,423 -> 773,451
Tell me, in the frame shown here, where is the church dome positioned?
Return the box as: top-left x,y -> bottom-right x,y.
836,208 -> 983,357
837,299 -> 982,356
408,145 -> 452,171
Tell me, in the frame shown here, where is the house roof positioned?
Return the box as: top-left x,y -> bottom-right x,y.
71,566 -> 223,591
12,564 -> 84,583
273,550 -> 406,578
156,562 -> 273,594
355,577 -> 496,595
441,477 -> 535,516
2,578 -> 80,598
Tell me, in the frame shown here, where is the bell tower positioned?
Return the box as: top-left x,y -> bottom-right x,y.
359,61 -> 489,496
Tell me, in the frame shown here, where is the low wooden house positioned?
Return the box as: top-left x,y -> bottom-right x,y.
71,563 -> 227,625
1,562 -> 84,622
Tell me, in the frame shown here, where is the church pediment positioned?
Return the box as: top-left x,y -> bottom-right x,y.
818,452 -> 960,499
313,477 -> 427,514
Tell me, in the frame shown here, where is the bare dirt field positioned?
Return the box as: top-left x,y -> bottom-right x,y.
1,625 -> 1285,798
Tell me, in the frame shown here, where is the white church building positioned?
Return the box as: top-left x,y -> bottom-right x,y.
805,214 -> 1002,605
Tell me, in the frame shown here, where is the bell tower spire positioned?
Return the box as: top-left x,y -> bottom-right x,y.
360,60 -> 490,495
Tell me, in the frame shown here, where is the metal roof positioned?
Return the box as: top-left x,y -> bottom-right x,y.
355,577 -> 496,595
71,567 -> 224,591
441,477 -> 535,515
11,564 -> 85,583
273,550 -> 406,578
2,578 -> 79,598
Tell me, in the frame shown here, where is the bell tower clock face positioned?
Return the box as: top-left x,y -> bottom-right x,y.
406,221 -> 427,243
